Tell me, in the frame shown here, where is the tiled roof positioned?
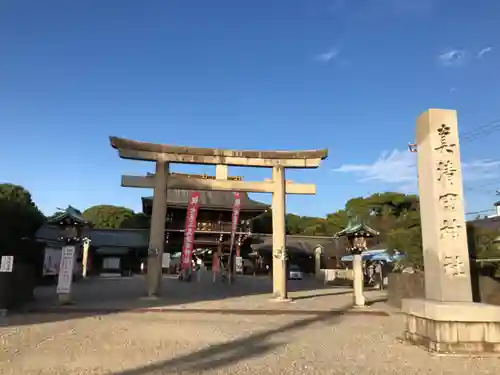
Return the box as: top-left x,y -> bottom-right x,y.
36,226 -> 149,248
250,233 -> 345,257
334,217 -> 379,238
142,190 -> 269,211
47,206 -> 91,226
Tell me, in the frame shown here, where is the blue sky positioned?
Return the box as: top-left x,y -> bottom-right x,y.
1,0 -> 499,218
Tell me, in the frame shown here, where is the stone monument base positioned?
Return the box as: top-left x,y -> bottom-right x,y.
402,298 -> 500,355
57,293 -> 74,306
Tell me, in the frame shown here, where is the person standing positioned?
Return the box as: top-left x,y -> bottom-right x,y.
375,262 -> 383,290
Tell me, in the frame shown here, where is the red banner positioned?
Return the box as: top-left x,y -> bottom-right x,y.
181,192 -> 200,270
212,252 -> 219,272
229,192 -> 242,255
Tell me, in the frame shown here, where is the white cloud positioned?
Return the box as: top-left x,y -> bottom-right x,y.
315,48 -> 340,62
477,46 -> 492,58
332,149 -> 500,191
333,150 -> 416,184
463,159 -> 500,180
437,49 -> 466,66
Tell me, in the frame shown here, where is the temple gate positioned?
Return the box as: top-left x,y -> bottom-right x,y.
110,137 -> 327,300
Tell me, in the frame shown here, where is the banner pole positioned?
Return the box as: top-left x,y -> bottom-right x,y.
228,192 -> 241,284
180,192 -> 200,282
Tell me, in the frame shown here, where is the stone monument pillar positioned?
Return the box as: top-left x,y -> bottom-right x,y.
402,109 -> 500,355
146,160 -> 169,298
417,109 -> 472,301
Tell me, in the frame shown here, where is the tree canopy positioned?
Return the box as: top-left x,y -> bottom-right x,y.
251,191 -> 419,238
252,191 -> 500,269
0,183 -> 45,249
82,205 -> 136,229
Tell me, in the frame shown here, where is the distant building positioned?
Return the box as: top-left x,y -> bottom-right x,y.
36,190 -> 343,276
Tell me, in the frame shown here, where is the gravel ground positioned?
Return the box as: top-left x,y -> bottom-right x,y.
0,276 -> 498,375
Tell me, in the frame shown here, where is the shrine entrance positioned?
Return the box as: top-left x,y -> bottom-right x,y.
109,137 -> 328,300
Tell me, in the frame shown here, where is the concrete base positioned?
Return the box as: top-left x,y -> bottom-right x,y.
269,297 -> 293,303
402,298 -> 500,355
0,309 -> 7,326
140,295 -> 160,301
57,294 -> 74,306
352,304 -> 368,309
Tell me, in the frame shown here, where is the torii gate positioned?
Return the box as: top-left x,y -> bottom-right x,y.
110,137 -> 328,300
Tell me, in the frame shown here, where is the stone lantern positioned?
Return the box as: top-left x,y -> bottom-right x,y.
335,215 -> 379,307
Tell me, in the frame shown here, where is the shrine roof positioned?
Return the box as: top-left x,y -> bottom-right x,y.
46,206 -> 91,226
142,190 -> 270,211
110,136 -> 328,161
250,234 -> 344,257
36,227 -> 148,248
334,217 -> 380,238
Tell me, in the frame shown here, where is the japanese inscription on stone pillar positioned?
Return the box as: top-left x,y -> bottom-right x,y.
417,109 -> 472,302
434,123 -> 466,277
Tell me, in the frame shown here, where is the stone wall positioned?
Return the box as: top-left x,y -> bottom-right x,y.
477,276 -> 500,305
388,272 -> 500,308
405,313 -> 500,354
0,263 -> 37,310
387,272 -> 425,308
0,241 -> 44,310
318,269 -> 354,286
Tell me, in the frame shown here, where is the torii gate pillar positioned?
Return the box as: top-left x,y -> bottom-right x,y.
272,166 -> 287,299
146,160 -> 169,298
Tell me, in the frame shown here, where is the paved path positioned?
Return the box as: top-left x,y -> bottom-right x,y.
28,274 -> 365,313
0,276 -> 498,374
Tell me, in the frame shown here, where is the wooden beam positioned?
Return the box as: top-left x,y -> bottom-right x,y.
264,178 -> 294,184
117,149 -> 323,168
147,172 -> 243,181
121,175 -> 316,195
216,164 -> 228,180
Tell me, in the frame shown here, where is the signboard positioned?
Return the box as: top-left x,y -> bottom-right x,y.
57,246 -> 75,294
162,252 -> 171,268
235,256 -> 243,274
103,257 -> 120,270
181,192 -> 201,270
0,256 -> 14,273
229,192 -> 242,255
43,247 -> 61,276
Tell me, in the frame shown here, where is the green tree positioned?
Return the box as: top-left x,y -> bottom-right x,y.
82,205 -> 135,229
325,210 -> 349,235
251,210 -> 273,234
0,183 -> 45,249
386,224 -> 423,270
285,214 -> 302,234
121,212 -> 151,229
467,225 -> 500,259
46,211 -> 65,221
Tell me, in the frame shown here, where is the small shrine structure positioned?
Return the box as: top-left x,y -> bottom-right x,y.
335,215 -> 379,307
46,206 -> 92,303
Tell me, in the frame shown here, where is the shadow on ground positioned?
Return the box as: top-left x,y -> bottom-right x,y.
111,304 -> 352,375
4,275 -> 361,326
